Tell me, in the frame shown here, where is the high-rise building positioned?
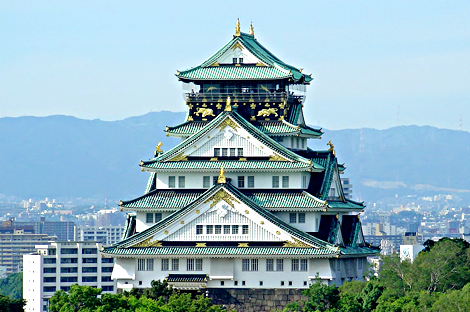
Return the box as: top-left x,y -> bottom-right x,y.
23,242 -> 116,312
102,21 -> 378,308
74,226 -> 124,245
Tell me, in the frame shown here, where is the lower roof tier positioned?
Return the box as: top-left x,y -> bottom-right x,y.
119,189 -> 364,212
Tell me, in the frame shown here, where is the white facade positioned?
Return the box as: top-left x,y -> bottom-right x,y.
23,242 -> 116,312
400,244 -> 424,262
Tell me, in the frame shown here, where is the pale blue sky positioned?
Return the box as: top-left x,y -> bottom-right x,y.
1,1 -> 469,130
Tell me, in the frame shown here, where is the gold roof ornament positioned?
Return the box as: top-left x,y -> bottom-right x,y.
235,18 -> 241,37
156,141 -> 163,153
327,140 -> 336,156
249,22 -> 254,36
217,167 -> 226,184
225,96 -> 232,111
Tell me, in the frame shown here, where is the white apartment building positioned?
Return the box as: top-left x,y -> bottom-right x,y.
23,241 -> 116,312
74,226 -> 124,245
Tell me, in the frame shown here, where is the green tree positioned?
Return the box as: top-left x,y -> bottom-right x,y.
0,272 -> 23,299
301,279 -> 339,312
49,284 -> 101,312
430,283 -> 470,312
0,293 -> 25,312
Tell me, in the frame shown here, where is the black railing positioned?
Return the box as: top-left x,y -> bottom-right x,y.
185,92 -> 303,103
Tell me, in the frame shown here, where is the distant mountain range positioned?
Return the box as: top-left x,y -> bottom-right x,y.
1,112 -> 468,203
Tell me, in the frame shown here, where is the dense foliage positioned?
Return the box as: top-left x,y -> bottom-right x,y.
0,272 -> 23,299
284,238 -> 470,312
48,281 -> 227,312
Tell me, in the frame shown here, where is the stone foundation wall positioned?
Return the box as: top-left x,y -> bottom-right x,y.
206,288 -> 308,312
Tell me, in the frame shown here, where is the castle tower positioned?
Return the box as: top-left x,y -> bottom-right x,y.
102,22 -> 378,295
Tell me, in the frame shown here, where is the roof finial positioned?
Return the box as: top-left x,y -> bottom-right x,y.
217,167 -> 226,184
327,140 -> 336,156
235,18 -> 241,37
225,96 -> 232,111
156,141 -> 163,153
249,22 -> 254,37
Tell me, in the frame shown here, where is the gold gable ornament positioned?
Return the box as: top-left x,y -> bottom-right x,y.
327,141 -> 336,156
217,167 -> 226,184
216,117 -> 239,132
132,237 -> 162,248
204,189 -> 240,208
249,22 -> 255,36
168,152 -> 188,162
269,153 -> 289,162
156,141 -> 163,153
225,96 -> 232,112
283,237 -> 312,248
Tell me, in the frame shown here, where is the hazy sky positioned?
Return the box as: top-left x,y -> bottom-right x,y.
1,1 -> 469,130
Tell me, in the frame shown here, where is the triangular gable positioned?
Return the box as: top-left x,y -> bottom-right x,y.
114,183 -> 336,251
212,40 -> 266,66
142,111 -> 316,168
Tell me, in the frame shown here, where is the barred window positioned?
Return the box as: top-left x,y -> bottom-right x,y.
146,213 -> 153,223
222,148 -> 228,157
272,176 -> 279,188
238,176 -> 245,188
214,148 -> 220,157
242,225 -> 249,234
195,259 -> 203,271
247,176 -> 254,188
282,176 -> 289,188
230,148 -> 236,157
168,176 -> 175,188
242,259 -> 250,271
298,213 -> 306,223
237,148 -> 244,156
289,213 -> 297,223
224,225 -> 231,234
276,259 -> 284,271
187,259 -> 194,271
155,213 -> 162,222
266,259 -> 274,271
138,259 -> 145,271
147,259 -> 154,271
300,259 -> 308,271
215,225 -> 222,234
196,225 -> 203,235
161,259 -> 169,271
178,176 -> 185,188
207,225 -> 213,234
172,259 -> 179,271
251,259 -> 258,271
232,225 -> 239,234
291,259 -> 299,271
203,176 -> 210,188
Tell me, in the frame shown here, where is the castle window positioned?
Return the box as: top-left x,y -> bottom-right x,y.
233,58 -> 237,64
213,176 -> 218,185
178,176 -> 185,188
230,148 -> 236,157
239,58 -> 244,64
224,225 -> 231,234
298,213 -> 306,223
291,259 -> 308,271
222,148 -> 228,157
282,176 -> 289,188
272,176 -> 280,188
289,213 -> 297,223
276,259 -> 284,271
155,213 -> 162,222
146,213 -> 153,223
214,148 -> 220,157
247,176 -> 254,188
196,225 -> 203,235
242,259 -> 249,271
281,281 -> 285,286
232,225 -> 239,234
206,225 -> 213,234
302,176 -> 308,189
172,259 -> 179,271
238,148 -> 244,156
168,176 -> 175,188
242,225 -> 249,234
238,176 -> 245,188
215,225 -> 222,234
161,259 -> 169,271
267,259 -> 284,271
187,259 -> 203,271
266,259 -> 274,271
203,176 -> 210,188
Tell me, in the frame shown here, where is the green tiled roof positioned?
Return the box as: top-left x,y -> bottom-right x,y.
120,189 -> 328,211
177,33 -> 312,84
340,245 -> 380,256
121,190 -> 202,210
166,274 -> 208,283
244,190 -> 327,210
102,246 -> 339,257
142,160 -> 312,171
178,66 -> 294,81
328,199 -> 364,210
109,183 -> 337,251
166,120 -> 322,138
143,111 -> 318,170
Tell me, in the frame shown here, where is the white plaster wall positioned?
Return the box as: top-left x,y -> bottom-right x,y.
136,212 -> 172,233
156,172 -> 304,190
217,44 -> 260,64
112,258 -> 136,280
273,212 -> 321,232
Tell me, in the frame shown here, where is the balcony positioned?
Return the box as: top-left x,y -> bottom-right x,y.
184,91 -> 303,105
